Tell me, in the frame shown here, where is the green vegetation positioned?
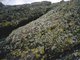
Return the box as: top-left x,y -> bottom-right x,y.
0,0 -> 80,60
0,1 -> 52,39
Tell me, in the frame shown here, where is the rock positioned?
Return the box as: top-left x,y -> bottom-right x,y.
0,0 -> 80,60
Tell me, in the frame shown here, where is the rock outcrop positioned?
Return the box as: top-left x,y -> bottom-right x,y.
0,1 -> 52,39
0,2 -> 4,7
0,0 -> 80,60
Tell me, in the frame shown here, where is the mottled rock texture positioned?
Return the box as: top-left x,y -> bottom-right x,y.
0,0 -> 80,60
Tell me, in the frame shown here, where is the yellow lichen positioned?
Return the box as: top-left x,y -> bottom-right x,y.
35,53 -> 40,59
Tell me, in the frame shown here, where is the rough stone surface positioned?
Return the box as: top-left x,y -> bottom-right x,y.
0,0 -> 80,60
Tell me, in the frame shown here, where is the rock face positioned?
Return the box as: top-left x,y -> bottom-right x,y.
0,2 -> 4,7
0,0 -> 80,60
0,1 -> 52,39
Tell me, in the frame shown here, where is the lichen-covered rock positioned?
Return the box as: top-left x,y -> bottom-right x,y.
0,1 -> 52,39
0,0 -> 80,60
